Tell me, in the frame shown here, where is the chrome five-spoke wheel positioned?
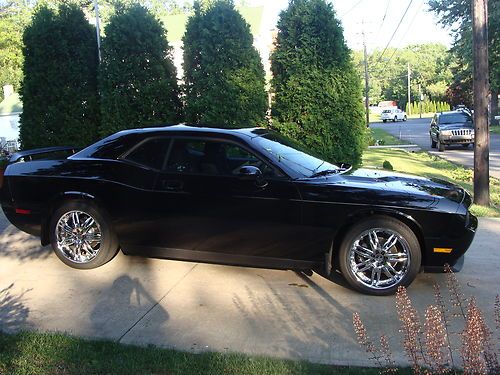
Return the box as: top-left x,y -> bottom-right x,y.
349,228 -> 410,290
56,210 -> 102,263
338,216 -> 421,295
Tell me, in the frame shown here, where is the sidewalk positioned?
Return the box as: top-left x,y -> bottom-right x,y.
1,213 -> 499,367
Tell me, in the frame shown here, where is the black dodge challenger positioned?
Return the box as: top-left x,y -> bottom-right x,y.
0,126 -> 477,295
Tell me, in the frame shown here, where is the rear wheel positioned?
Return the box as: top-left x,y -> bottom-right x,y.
338,216 -> 421,295
49,200 -> 119,269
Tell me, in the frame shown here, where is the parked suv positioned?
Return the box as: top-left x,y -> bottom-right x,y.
380,108 -> 407,122
430,110 -> 474,152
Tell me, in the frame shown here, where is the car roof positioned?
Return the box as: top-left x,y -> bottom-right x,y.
438,110 -> 470,116
111,124 -> 266,139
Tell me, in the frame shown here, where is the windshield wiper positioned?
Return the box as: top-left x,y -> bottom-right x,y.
310,169 -> 340,178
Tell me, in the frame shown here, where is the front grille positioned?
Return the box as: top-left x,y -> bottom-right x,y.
451,129 -> 472,136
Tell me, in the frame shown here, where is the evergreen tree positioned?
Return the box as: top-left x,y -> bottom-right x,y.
270,0 -> 365,166
99,5 -> 181,136
19,4 -> 100,149
182,0 -> 267,127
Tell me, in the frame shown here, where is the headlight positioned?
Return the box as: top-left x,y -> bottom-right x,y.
440,130 -> 452,136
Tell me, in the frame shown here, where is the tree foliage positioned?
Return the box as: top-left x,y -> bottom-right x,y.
0,0 -> 32,101
271,0 -> 365,166
353,43 -> 454,108
99,4 -> 182,136
182,0 -> 267,127
427,0 -> 499,114
19,4 -> 100,149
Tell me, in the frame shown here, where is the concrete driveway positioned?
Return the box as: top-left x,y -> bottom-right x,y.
370,118 -> 500,179
1,211 -> 498,368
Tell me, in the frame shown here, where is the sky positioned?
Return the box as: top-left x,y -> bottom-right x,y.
247,0 -> 454,52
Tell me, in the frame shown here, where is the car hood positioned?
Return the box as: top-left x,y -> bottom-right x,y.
340,168 -> 464,202
298,168 -> 466,212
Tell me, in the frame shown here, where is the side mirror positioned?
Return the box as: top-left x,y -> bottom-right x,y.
237,165 -> 262,180
237,165 -> 268,188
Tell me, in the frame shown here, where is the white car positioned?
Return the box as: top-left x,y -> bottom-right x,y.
380,108 -> 407,122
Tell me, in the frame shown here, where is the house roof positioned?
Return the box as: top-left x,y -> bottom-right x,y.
161,6 -> 264,43
0,93 -> 22,115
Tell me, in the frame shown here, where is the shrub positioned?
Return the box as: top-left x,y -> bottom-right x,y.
270,0 -> 365,166
382,160 -> 393,170
99,5 -> 182,137
19,4 -> 100,149
182,0 -> 267,127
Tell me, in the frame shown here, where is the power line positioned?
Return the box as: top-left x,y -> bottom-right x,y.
340,0 -> 364,18
372,0 -> 391,44
386,0 -> 424,63
377,0 -> 414,61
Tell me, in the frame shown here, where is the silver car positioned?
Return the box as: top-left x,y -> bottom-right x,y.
430,110 -> 474,152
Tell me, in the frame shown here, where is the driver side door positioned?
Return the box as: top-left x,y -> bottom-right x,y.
150,137 -> 318,262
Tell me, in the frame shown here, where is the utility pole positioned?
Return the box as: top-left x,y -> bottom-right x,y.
407,63 -> 411,115
418,83 -> 422,118
362,27 -> 370,127
472,0 -> 490,206
93,0 -> 101,62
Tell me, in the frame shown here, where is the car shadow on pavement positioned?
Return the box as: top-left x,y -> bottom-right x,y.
0,283 -> 33,333
0,221 -> 51,261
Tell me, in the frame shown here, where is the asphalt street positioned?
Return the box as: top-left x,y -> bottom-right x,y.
370,117 -> 500,179
1,211 -> 498,368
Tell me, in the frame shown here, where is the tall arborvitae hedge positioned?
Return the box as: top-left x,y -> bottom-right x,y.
20,4 -> 100,149
271,0 -> 365,165
182,0 -> 267,127
99,5 -> 181,136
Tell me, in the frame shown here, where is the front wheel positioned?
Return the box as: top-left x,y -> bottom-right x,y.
393,117 -> 397,122
403,115 -> 407,121
49,200 -> 119,269
338,216 -> 421,295
382,119 -> 387,123
437,139 -> 445,152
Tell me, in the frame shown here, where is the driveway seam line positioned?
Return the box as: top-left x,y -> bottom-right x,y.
117,263 -> 198,343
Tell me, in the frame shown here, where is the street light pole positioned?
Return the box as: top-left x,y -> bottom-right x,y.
407,63 -> 411,115
93,0 -> 101,62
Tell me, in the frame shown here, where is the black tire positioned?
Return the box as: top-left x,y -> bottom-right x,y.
337,216 -> 421,296
383,119 -> 387,123
430,137 -> 437,148
393,116 -> 397,122
49,200 -> 119,269
437,139 -> 445,152
403,115 -> 407,121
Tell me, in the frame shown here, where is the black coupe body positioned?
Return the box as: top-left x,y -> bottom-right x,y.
1,126 -> 477,295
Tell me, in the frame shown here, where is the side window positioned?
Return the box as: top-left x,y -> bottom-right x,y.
124,138 -> 171,170
166,139 -> 280,178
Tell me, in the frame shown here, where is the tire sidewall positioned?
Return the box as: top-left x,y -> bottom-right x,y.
49,200 -> 118,269
338,216 -> 421,296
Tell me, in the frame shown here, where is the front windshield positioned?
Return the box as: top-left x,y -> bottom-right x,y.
439,113 -> 472,125
254,132 -> 340,178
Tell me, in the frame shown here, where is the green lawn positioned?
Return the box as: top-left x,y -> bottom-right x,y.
491,125 -> 500,135
369,128 -> 408,145
0,331 -> 399,375
363,148 -> 500,217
